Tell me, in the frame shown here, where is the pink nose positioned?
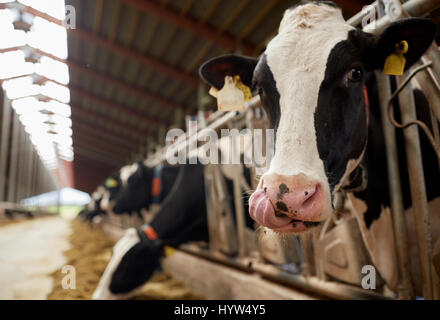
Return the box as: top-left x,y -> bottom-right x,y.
249,174 -> 323,232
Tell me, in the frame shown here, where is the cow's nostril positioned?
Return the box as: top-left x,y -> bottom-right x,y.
302,184 -> 320,207
276,201 -> 288,212
274,211 -> 287,218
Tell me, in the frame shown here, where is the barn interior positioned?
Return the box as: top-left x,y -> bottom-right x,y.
1,0 -> 440,302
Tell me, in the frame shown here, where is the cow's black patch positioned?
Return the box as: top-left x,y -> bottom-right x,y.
113,163 -> 180,213
253,54 -> 281,132
314,30 -> 370,192
109,238 -> 161,294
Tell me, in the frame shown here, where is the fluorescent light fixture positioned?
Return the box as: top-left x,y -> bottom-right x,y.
1,0 -> 72,169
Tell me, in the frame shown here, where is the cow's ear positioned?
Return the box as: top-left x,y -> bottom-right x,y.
199,54 -> 258,90
372,18 -> 437,71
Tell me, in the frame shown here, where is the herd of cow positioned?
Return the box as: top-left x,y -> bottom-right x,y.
79,2 -> 440,299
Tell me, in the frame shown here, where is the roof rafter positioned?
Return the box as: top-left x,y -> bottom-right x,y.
121,0 -> 256,55
73,132 -> 133,155
69,84 -> 168,128
71,104 -> 151,141
74,143 -> 127,163
67,59 -> 188,112
72,121 -> 140,149
74,147 -> 124,167
69,28 -> 199,87
0,4 -> 199,87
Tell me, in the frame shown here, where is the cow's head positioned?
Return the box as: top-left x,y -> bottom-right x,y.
105,174 -> 122,201
200,2 -> 437,233
113,162 -> 153,213
92,228 -> 161,299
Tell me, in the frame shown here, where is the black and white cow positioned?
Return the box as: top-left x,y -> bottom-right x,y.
93,162 -> 209,299
199,1 -> 439,295
200,1 -> 438,233
78,170 -> 124,222
112,162 -> 181,215
93,146 -> 255,299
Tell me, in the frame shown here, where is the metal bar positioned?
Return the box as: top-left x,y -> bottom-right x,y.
376,71 -> 413,299
415,60 -> 440,124
363,0 -> 440,34
252,263 -> 388,300
15,122 -> 26,202
25,141 -> 34,199
7,113 -> 20,202
396,74 -> 433,299
347,1 -> 378,26
0,95 -> 11,201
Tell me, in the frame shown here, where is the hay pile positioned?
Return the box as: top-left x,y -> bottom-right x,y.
47,219 -> 201,300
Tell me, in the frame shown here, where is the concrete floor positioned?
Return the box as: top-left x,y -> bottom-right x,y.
0,216 -> 71,299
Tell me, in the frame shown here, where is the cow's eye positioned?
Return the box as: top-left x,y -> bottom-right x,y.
347,67 -> 363,83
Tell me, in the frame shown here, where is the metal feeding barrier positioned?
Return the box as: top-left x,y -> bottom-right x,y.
108,0 -> 440,300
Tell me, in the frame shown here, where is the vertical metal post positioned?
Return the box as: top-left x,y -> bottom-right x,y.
16,125 -> 26,202
0,96 -> 11,201
25,142 -> 34,199
415,60 -> 440,123
7,113 -> 20,202
376,72 -> 413,299
397,74 -> 433,299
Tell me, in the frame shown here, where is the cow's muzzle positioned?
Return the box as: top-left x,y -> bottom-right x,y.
249,173 -> 325,233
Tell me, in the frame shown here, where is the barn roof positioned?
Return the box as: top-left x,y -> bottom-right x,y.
65,0 -> 374,193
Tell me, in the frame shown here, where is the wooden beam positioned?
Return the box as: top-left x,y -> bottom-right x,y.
109,0 -> 123,42
67,59 -> 188,112
72,121 -> 140,149
1,46 -> 189,114
69,84 -> 167,128
73,141 -> 128,161
74,147 -> 124,167
0,4 -> 199,88
71,104 -> 150,141
121,0 -> 255,55
126,11 -> 141,46
73,132 -> 133,156
237,0 -> 281,41
69,28 -> 199,87
88,0 -> 105,67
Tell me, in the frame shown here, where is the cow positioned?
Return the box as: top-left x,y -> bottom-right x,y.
92,161 -> 209,299
112,162 -> 181,215
199,1 -> 439,296
93,138 -> 256,299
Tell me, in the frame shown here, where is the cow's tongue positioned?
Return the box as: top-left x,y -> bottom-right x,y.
249,189 -> 292,229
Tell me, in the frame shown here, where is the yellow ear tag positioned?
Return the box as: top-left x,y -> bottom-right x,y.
233,75 -> 252,102
215,75 -> 252,111
383,40 -> 408,76
105,178 -> 118,188
164,246 -> 175,257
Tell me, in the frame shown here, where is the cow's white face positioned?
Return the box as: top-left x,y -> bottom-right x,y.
260,4 -> 353,225
120,163 -> 139,187
199,2 -> 437,234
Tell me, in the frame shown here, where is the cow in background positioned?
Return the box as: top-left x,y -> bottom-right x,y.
112,162 -> 181,216
93,162 -> 209,299
93,134 -> 256,299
